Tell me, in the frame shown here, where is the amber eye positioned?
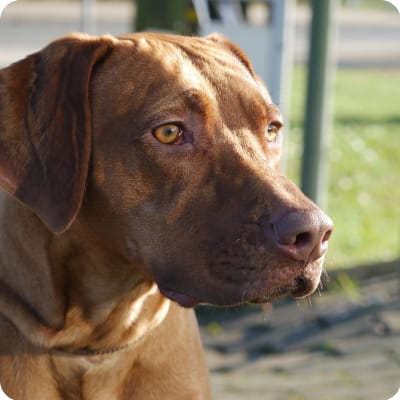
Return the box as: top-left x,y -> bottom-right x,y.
152,124 -> 183,145
266,123 -> 280,142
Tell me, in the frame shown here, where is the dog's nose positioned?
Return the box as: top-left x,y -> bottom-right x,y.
272,210 -> 333,263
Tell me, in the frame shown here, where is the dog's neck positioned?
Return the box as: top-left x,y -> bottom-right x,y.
0,192 -> 170,354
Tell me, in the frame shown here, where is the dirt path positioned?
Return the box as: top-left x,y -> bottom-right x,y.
198,261 -> 400,400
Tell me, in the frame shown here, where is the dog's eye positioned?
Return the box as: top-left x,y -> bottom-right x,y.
265,123 -> 281,143
152,124 -> 184,145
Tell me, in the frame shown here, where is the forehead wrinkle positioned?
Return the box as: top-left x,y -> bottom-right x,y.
154,42 -> 218,119
212,81 -> 267,133
181,89 -> 214,117
128,47 -> 218,130
141,88 -> 215,128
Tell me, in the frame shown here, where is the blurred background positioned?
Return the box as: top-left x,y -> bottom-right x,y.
0,1 -> 399,399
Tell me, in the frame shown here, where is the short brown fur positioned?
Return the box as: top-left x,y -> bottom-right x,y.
0,33 -> 331,399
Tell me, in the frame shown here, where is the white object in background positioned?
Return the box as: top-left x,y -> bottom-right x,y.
0,0 -> 16,17
81,0 -> 96,34
0,385 -> 12,400
384,0 -> 400,12
388,388 -> 400,400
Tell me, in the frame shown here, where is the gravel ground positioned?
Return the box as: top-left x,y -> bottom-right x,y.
198,260 -> 400,400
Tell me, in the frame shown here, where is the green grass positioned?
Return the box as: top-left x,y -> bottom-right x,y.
288,67 -> 400,268
297,0 -> 397,12
347,0 -> 398,12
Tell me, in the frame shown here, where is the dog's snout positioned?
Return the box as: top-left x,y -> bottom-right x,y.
272,210 -> 333,263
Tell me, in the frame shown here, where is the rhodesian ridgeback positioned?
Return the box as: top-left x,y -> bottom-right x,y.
0,33 -> 333,399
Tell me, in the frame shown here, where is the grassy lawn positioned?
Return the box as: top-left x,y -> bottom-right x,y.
288,67 -> 400,268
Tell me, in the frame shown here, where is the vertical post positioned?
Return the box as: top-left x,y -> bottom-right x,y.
81,0 -> 96,34
268,0 -> 295,114
268,0 -> 296,171
135,0 -> 192,34
300,0 -> 337,208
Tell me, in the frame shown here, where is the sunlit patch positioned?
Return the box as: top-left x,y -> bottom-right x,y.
0,384 -> 13,399
387,387 -> 400,400
383,0 -> 400,13
0,0 -> 16,18
124,283 -> 170,329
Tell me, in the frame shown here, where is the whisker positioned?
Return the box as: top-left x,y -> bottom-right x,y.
262,303 -> 273,318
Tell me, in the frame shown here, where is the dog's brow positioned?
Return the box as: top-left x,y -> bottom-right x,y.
143,90 -> 211,129
181,89 -> 211,115
266,103 -> 282,119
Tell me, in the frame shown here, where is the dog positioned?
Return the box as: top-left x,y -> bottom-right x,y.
0,32 -> 332,399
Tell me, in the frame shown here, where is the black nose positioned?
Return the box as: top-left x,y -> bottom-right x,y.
272,210 -> 333,263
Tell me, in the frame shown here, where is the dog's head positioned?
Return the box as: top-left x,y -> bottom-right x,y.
0,33 -> 332,307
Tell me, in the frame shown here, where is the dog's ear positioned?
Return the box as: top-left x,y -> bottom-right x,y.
0,34 -> 113,233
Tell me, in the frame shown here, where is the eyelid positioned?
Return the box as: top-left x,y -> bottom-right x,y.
269,120 -> 283,130
153,120 -> 185,130
265,102 -> 283,125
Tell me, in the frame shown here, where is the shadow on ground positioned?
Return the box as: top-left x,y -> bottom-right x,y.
197,260 -> 400,400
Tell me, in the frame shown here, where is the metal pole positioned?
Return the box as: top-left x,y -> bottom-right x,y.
268,0 -> 296,171
135,0 -> 190,33
81,0 -> 96,34
268,0 -> 295,114
300,0 -> 337,208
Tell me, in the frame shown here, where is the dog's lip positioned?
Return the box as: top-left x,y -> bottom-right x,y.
250,285 -> 294,304
289,275 -> 319,298
250,274 -> 321,304
159,287 -> 200,308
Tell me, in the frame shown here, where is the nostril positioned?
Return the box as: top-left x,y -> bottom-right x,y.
271,210 -> 333,263
322,229 -> 332,243
317,228 -> 333,255
294,232 -> 312,247
276,229 -> 312,247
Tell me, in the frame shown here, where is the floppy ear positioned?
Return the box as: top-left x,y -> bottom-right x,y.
0,34 -> 113,233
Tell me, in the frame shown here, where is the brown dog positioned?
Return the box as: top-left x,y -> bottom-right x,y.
0,33 -> 332,399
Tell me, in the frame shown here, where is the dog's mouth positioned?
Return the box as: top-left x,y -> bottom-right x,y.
159,287 -> 201,308
250,275 -> 320,304
159,273 -> 320,308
